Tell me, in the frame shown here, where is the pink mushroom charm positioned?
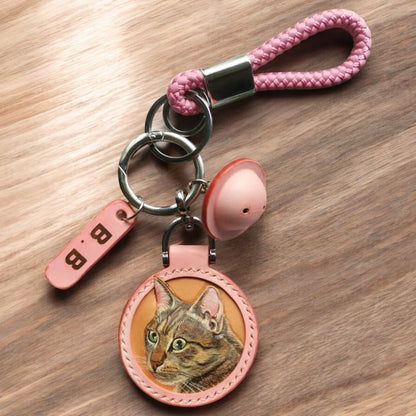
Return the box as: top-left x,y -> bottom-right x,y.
202,158 -> 266,240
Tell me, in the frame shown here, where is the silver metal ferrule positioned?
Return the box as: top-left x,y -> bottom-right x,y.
201,54 -> 255,108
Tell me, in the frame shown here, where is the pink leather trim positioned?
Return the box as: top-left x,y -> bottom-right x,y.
168,244 -> 209,269
118,245 -> 258,407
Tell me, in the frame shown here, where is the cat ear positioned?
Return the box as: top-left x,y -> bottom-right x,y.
153,277 -> 177,310
193,286 -> 224,334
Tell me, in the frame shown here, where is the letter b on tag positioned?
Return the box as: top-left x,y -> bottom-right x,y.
63,224 -> 112,272
45,200 -> 137,289
91,224 -> 112,245
65,249 -> 87,270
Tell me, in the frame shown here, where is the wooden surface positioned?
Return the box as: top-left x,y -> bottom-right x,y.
1,1 -> 416,415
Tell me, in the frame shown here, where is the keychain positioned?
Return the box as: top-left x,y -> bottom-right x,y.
117,134 -> 265,405
45,9 -> 371,407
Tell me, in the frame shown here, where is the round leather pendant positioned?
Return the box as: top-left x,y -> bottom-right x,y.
119,245 -> 258,407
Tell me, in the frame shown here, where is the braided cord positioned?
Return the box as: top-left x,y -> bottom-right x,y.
167,9 -> 371,115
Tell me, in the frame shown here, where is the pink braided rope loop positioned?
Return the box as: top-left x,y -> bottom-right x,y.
167,9 -> 371,116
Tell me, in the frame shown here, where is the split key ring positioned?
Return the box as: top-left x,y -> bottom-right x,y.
144,91 -> 213,163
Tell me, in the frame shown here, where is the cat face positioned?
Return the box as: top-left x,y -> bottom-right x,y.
144,278 -> 242,392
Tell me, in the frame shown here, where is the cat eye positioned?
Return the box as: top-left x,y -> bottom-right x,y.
148,330 -> 158,343
171,338 -> 187,351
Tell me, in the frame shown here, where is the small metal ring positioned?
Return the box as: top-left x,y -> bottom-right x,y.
118,131 -> 205,216
162,99 -> 206,137
145,92 -> 213,163
188,178 -> 210,193
124,197 -> 145,221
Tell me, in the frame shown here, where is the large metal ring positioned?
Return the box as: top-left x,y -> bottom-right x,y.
118,131 -> 205,216
145,92 -> 213,163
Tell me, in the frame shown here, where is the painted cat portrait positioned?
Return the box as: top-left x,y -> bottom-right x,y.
144,277 -> 243,393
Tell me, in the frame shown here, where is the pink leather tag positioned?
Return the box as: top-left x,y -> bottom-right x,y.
45,200 -> 136,289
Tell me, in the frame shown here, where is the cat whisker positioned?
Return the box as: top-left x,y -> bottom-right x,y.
181,381 -> 197,393
182,379 -> 205,393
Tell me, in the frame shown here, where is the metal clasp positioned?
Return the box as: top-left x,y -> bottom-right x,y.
202,54 -> 255,108
161,217 -> 216,267
175,188 -> 195,231
118,131 -> 205,215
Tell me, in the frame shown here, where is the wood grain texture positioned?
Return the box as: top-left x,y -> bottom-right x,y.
1,0 -> 415,415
